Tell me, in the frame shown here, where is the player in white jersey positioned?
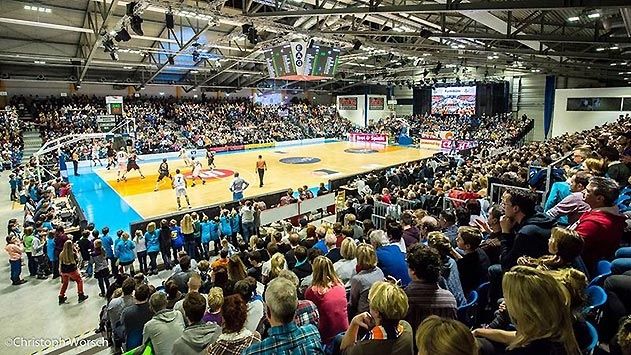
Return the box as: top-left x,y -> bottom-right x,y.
179,148 -> 192,167
91,141 -> 103,167
172,169 -> 191,210
116,148 -> 129,182
190,157 -> 206,187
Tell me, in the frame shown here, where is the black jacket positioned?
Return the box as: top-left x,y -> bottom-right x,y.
159,226 -> 171,250
500,213 -> 556,271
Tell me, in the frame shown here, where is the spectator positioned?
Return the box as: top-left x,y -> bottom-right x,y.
172,292 -> 221,354
121,284 -> 153,350
572,176 -> 626,274
167,255 -> 194,294
405,245 -> 457,334
58,240 -> 88,304
369,230 -> 411,286
143,292 -> 186,355
401,212 -> 420,248
427,232 -> 466,306
243,277 -> 322,354
349,244 -> 384,317
173,272 -> 206,322
107,277 -> 136,352
333,237 -> 358,284
517,227 -> 584,271
234,277 -> 264,333
206,295 -> 261,355
278,270 -> 320,328
339,281 -> 414,355
5,235 -> 26,285
415,316 -> 477,355
292,246 -> 312,281
202,287 -> 224,325
452,226 -> 490,294
325,233 -> 342,263
545,171 -> 592,226
304,256 -> 349,346
439,210 -> 458,245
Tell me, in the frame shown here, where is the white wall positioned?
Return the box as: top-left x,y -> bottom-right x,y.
509,74 -> 546,141
551,87 -> 631,137
336,95 -> 366,127
366,94 -> 391,124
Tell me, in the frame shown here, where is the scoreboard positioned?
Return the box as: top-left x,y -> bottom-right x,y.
263,40 -> 340,80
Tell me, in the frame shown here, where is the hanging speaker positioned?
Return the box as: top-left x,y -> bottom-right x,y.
166,12 -> 174,29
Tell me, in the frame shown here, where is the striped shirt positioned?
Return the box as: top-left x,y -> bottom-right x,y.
243,322 -> 323,355
404,280 -> 457,333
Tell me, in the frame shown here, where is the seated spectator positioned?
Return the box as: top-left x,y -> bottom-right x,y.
121,284 -> 153,351
202,287 -> 224,325
292,246 -> 312,281
167,255 -> 194,294
572,176 -> 625,275
339,281 -> 414,355
325,233 -> 342,263
243,277 -> 322,354
247,250 -> 264,283
419,216 -> 440,244
517,227 -> 584,271
172,292 -> 221,354
349,244 -> 385,317
304,256 -> 349,346
143,292 -> 185,355
333,238 -> 358,284
401,212 -> 420,247
344,214 -> 364,242
285,233 -> 300,269
600,146 -> 631,186
165,280 -> 184,309
174,272 -> 206,323
313,227 -> 329,255
405,245 -> 457,334
369,230 -> 411,286
278,270 -> 320,328
452,226 -> 490,294
545,171 -> 591,226
439,210 -> 458,245
206,295 -> 261,355
415,316 -> 477,355
428,231 -> 466,307
234,277 -> 264,333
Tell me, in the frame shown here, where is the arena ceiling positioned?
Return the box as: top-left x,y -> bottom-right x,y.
1,0 -> 631,92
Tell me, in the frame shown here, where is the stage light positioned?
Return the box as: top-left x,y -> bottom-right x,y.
420,29 -> 433,38
126,2 -> 137,16
130,15 -> 144,36
587,11 -> 600,19
352,39 -> 362,50
568,16 -> 580,22
596,47 -> 605,51
166,10 -> 174,29
115,28 -> 131,42
110,51 -> 119,61
192,50 -> 200,62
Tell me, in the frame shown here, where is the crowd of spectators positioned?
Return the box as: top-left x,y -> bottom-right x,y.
0,105 -> 24,169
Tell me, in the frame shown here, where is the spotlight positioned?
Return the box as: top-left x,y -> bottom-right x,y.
422,69 -> 429,77
110,51 -> 119,61
168,56 -> 175,65
166,9 -> 174,29
114,28 -> 131,42
246,26 -> 259,45
126,2 -> 137,16
102,37 -> 115,53
192,50 -> 200,62
130,15 -> 144,36
352,39 -> 362,50
420,29 -> 433,38
242,24 -> 252,35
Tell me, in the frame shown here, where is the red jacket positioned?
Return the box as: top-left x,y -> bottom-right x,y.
574,207 -> 626,273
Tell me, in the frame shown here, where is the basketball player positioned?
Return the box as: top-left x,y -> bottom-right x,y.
116,148 -> 129,182
154,158 -> 172,191
172,169 -> 191,210
91,141 -> 103,167
229,172 -> 249,201
121,151 -> 145,180
179,148 -> 192,167
256,155 -> 267,187
190,157 -> 206,187
206,150 -> 216,171
106,142 -> 115,170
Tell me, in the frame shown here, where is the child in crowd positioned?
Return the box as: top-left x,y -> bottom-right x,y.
170,219 -> 184,261
451,226 -> 491,294
203,287 -> 224,325
31,228 -> 47,279
92,239 -> 110,297
23,226 -> 36,277
211,250 -> 230,270
46,231 -> 58,278
517,227 -> 584,270
220,238 -> 238,258
5,235 -> 26,285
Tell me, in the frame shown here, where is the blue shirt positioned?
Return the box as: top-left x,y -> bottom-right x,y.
115,239 -> 136,263
376,244 -> 412,287
220,216 -> 232,236
544,182 -> 572,225
145,230 -> 160,253
243,322 -> 323,355
313,239 -> 328,255
101,233 -> 115,258
46,237 -> 56,261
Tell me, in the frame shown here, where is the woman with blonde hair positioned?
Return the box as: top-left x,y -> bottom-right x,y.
349,243 -> 385,317
305,256 -> 349,347
58,240 -> 88,304
227,254 -> 248,282
340,281 -> 414,355
333,237 -> 357,284
181,214 -> 197,259
416,316 -> 477,355
264,252 -> 286,284
518,227 -> 584,270
473,266 -> 580,354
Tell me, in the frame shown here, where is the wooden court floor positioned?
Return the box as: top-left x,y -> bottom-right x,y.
94,142 -> 433,218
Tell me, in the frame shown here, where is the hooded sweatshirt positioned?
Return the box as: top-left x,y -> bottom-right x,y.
572,206 -> 626,274
143,309 -> 185,355
500,212 -> 556,271
171,322 -> 222,355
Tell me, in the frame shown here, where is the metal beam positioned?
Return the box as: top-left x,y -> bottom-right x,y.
79,0 -> 119,82
247,0 -> 631,18
141,23 -> 213,85
318,30 -> 631,44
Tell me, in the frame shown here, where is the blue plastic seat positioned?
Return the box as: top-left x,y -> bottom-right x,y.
582,321 -> 599,355
588,260 -> 612,287
583,285 -> 607,324
457,290 -> 479,327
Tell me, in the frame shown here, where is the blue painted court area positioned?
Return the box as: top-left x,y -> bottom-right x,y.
68,171 -> 142,234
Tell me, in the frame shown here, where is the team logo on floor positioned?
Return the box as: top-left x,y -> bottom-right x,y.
344,148 -> 378,154
183,168 -> 235,179
313,169 -> 339,176
279,157 -> 321,164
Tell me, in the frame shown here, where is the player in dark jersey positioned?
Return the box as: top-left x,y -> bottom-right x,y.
154,158 -> 172,191
106,143 -> 115,170
121,152 -> 145,180
206,150 -> 216,171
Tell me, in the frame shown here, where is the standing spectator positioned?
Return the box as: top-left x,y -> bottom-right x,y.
572,176 -> 626,274
206,295 -> 261,355
46,231 -> 58,279
369,230 -> 411,286
121,284 -> 153,351
339,281 -> 414,355
143,292 -> 186,355
404,245 -> 457,334
133,230 -> 147,275
172,293 -> 222,354
304,256 -> 349,347
243,278 -> 323,354
348,244 -> 384,317
58,240 -> 88,304
101,227 -> 118,277
22,226 -> 37,277
31,229 -> 47,279
159,219 -> 173,269
241,201 -> 255,243
145,222 -> 160,275
5,235 -> 26,285
115,232 -> 136,275
181,214 -> 196,261
92,239 -> 110,297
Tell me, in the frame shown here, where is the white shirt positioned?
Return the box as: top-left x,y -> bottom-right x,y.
173,174 -> 186,189
116,151 -> 128,162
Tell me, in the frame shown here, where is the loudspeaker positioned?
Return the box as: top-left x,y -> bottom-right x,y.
242,24 -> 252,35
165,12 -> 174,29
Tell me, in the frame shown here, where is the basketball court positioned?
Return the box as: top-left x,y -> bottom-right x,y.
68,141 -> 432,232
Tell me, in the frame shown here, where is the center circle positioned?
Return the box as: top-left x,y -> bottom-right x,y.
279,156 -> 321,164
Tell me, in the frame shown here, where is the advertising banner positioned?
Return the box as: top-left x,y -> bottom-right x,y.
338,97 -> 358,110
368,97 -> 385,110
349,133 -> 388,144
